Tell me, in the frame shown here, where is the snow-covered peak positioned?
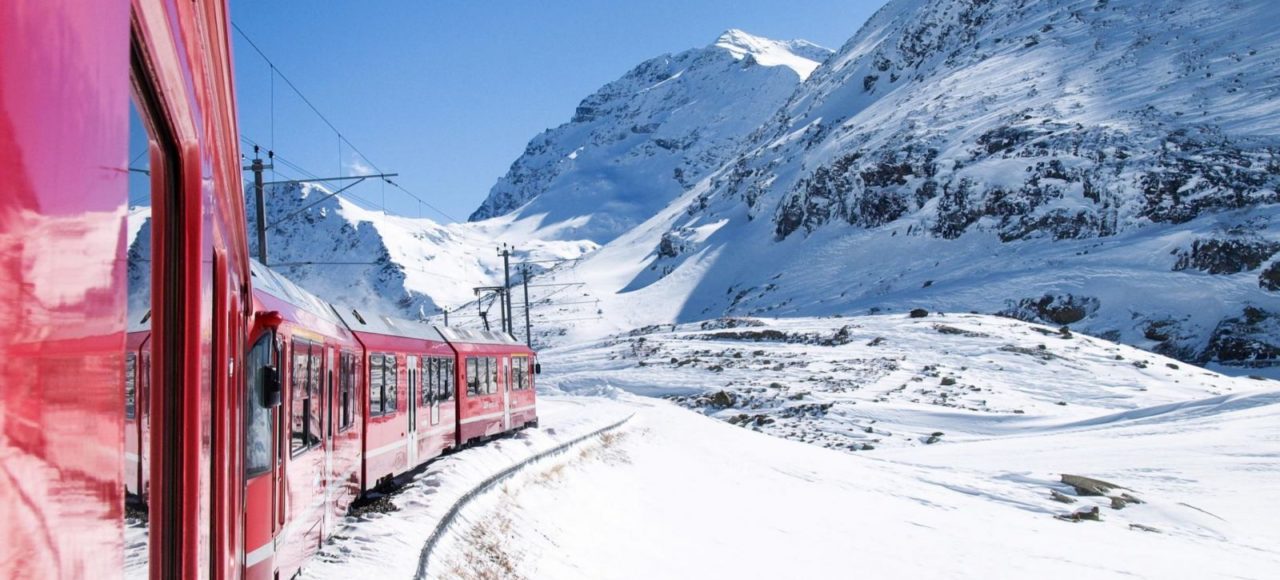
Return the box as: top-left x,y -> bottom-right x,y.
712,29 -> 830,80
468,31 -> 830,243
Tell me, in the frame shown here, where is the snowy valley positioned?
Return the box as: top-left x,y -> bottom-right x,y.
305,313 -> 1280,579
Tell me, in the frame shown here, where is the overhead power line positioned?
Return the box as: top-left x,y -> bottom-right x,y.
231,21 -> 384,176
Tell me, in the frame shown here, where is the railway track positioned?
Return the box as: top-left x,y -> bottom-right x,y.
414,413 -> 636,579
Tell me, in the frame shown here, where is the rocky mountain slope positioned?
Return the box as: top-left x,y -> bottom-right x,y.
469,30 -> 832,243
485,0 -> 1280,374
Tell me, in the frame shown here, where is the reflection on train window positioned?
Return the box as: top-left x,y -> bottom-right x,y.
385,355 -> 398,413
466,357 -> 479,396
511,356 -> 528,391
368,353 -> 397,416
125,353 -> 138,419
309,349 -> 322,446
424,358 -> 435,404
244,334 -> 273,476
339,351 -> 356,431
442,358 -> 455,400
486,357 -> 498,394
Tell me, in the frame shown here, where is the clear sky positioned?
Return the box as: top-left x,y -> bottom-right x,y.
228,0 -> 888,223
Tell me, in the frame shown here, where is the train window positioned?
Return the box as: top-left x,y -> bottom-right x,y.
385,355 -> 398,413
291,340 -> 315,456
309,348 -> 322,446
125,353 -> 138,419
511,356 -> 527,391
445,358 -> 456,399
339,352 -> 355,431
486,357 -> 498,394
466,357 -> 479,396
245,334 -> 274,476
369,354 -> 384,417
424,358 -> 435,404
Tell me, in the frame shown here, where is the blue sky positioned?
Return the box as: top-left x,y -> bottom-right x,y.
228,0 -> 887,223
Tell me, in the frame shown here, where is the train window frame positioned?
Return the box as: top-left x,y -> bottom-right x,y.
338,351 -> 356,432
486,356 -> 498,395
385,354 -> 398,413
427,355 -> 437,404
446,358 -> 456,400
466,357 -> 479,396
369,353 -> 385,417
511,355 -> 528,391
368,352 -> 398,418
309,346 -> 322,448
244,333 -> 275,478
125,352 -> 138,419
290,338 -> 320,457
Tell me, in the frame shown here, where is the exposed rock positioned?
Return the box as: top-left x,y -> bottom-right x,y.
1049,490 -> 1077,504
1061,474 -> 1125,496
1002,295 -> 1100,326
910,308 -> 930,318
1173,238 -> 1280,275
1261,262 -> 1280,292
1055,506 -> 1102,522
1201,307 -> 1280,364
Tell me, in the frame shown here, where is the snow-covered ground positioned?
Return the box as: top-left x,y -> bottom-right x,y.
306,314 -> 1280,579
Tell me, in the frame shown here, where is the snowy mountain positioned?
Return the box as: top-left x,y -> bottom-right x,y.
468,30 -> 832,243
242,183 -> 595,320
490,0 -> 1280,374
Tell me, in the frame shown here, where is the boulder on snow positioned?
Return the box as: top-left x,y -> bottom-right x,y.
909,308 -> 930,318
1056,506 -> 1102,522
1060,474 -> 1126,496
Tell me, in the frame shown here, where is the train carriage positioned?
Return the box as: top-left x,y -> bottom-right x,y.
245,261 -> 365,580
438,328 -> 539,446
1,0 -> 252,577
338,310 -> 459,490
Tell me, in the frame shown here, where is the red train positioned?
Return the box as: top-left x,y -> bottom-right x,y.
0,1 -> 537,579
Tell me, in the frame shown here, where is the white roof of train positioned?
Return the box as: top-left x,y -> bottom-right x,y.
336,306 -> 446,342
436,326 -> 524,346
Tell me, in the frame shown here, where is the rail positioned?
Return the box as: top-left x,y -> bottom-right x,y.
413,413 -> 636,579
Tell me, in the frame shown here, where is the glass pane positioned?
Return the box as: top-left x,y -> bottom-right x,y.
291,344 -> 308,455
244,336 -> 272,475
370,354 -> 383,416
123,94 -> 155,579
385,355 -> 397,412
309,350 -> 322,447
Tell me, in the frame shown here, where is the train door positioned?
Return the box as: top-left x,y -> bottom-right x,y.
323,346 -> 335,537
406,355 -> 419,466
243,332 -> 278,577
502,356 -> 512,431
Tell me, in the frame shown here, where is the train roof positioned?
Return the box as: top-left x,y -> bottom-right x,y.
336,306 -> 446,342
249,259 -> 346,327
436,326 -> 526,347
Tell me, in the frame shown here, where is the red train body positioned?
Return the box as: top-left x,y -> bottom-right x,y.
0,2 -> 539,579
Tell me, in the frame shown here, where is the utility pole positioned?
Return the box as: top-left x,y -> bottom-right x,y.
522,265 -> 532,347
443,307 -> 449,327
248,146 -> 273,265
497,244 -> 514,336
